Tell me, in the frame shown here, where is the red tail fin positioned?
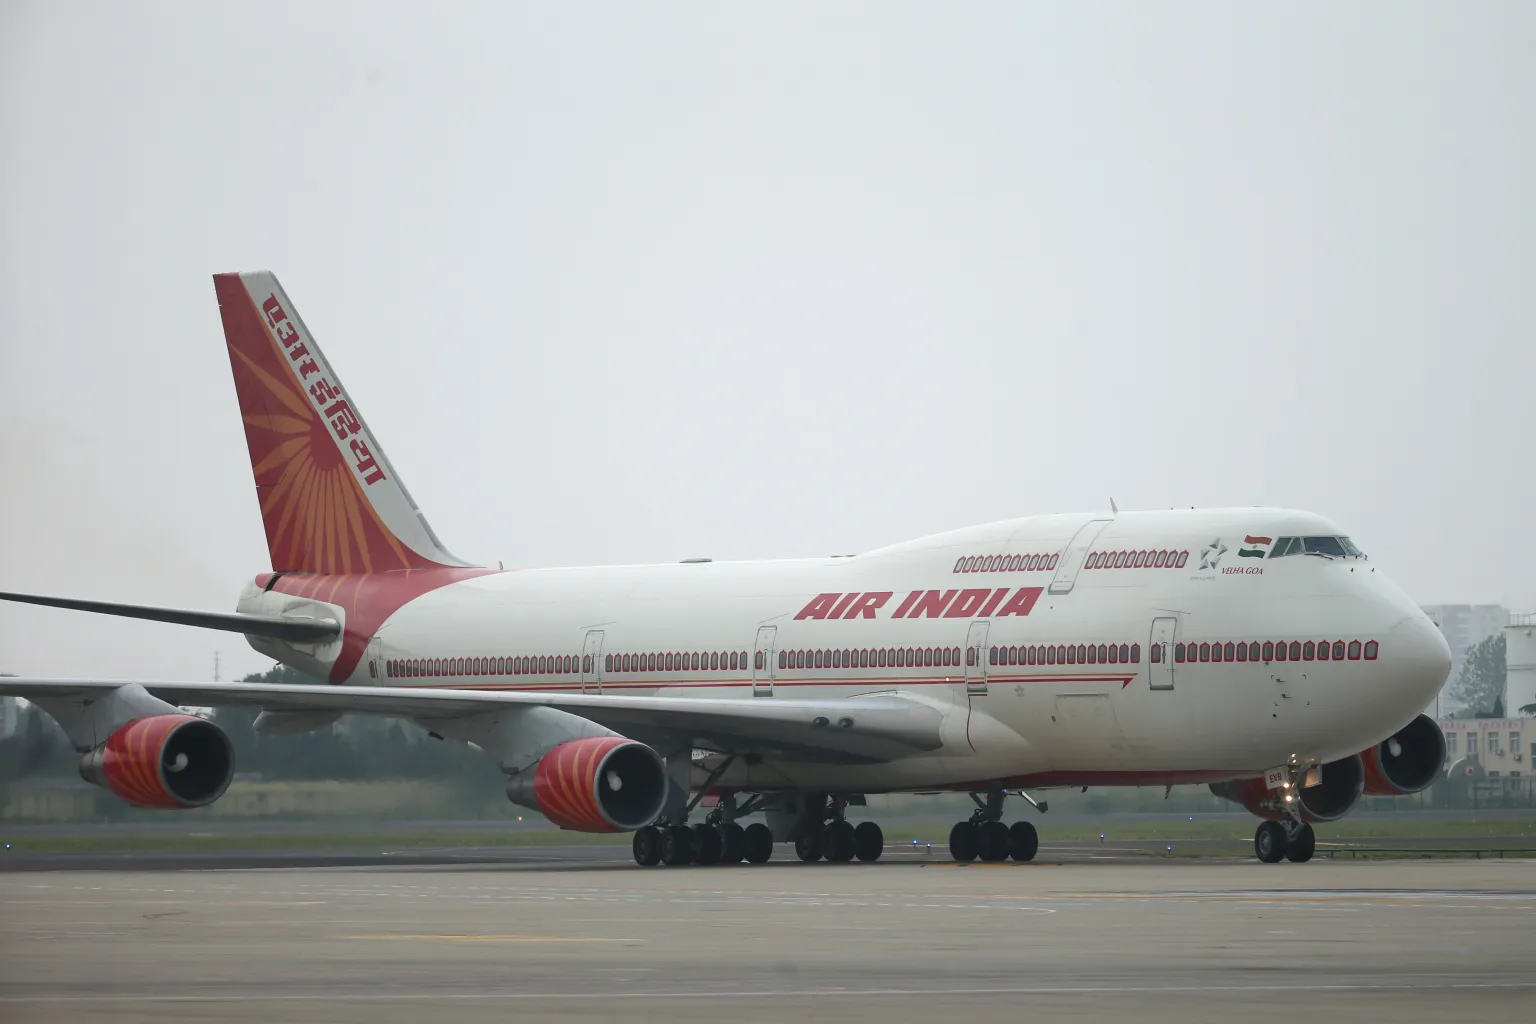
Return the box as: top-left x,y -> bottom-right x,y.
213,272 -> 471,574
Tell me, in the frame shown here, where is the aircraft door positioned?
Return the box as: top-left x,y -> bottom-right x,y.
581,630 -> 606,693
1148,617 -> 1176,690
965,620 -> 990,696
752,626 -> 778,697
1048,518 -> 1113,595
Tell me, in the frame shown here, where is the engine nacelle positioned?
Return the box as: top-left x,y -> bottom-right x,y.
79,714 -> 235,809
1359,714 -> 1446,795
505,736 -> 667,832
1209,754 -> 1365,823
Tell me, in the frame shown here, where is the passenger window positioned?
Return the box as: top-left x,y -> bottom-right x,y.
1302,641 -> 1315,660
1236,643 -> 1247,663
1364,641 -> 1378,660
1130,643 -> 1140,663
1150,644 -> 1162,664
1176,551 -> 1189,568
1348,640 -> 1362,660
1332,641 -> 1346,660
1224,642 -> 1235,661
1119,643 -> 1130,663
1290,642 -> 1303,661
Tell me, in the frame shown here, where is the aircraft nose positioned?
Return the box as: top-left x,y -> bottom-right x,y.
1386,613 -> 1452,708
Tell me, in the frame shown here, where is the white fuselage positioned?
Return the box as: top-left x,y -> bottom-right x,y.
244,508 -> 1450,793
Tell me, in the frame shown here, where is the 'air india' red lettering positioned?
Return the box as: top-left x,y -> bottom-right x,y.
890,591 -> 923,618
977,587 -> 1009,617
795,593 -> 842,620
909,589 -> 958,618
843,592 -> 891,619
827,593 -> 860,619
944,588 -> 992,618
996,587 -> 1043,617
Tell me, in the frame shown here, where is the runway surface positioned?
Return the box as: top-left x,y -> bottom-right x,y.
2,855 -> 1534,1023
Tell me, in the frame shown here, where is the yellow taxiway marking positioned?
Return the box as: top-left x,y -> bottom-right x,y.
342,935 -> 633,943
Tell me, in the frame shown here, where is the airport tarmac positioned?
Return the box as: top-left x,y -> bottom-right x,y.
2,855 -> 1533,1023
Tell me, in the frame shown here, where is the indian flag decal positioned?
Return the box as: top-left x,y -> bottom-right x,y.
1238,535 -> 1272,558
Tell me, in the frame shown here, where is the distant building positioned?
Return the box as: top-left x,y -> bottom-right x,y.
1421,604 -> 1508,714
1506,613 -> 1536,717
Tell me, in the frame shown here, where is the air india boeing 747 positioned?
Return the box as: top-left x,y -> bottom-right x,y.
0,272 -> 1451,866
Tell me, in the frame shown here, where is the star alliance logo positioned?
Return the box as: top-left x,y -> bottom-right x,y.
1198,538 -> 1227,570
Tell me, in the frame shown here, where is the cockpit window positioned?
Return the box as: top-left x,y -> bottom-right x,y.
1269,535 -> 1365,559
1302,536 -> 1348,558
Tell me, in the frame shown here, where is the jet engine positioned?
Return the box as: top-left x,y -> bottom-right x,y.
505,736 -> 668,832
79,714 -> 234,809
1209,754 -> 1365,823
1359,714 -> 1446,795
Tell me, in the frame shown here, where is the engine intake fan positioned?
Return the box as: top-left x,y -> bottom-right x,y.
506,736 -> 667,833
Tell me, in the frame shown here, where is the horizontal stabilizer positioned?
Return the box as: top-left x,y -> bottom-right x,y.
0,591 -> 340,643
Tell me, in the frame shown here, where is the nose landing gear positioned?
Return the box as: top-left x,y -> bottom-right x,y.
1252,765 -> 1318,864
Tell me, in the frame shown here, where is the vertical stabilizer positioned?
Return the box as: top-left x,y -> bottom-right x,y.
213,272 -> 471,574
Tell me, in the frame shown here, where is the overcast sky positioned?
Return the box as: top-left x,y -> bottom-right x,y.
1,2 -> 1532,681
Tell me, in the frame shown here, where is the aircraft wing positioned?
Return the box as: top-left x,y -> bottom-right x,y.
0,678 -> 945,764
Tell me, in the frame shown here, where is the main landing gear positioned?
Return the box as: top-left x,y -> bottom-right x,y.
794,819 -> 885,864
632,791 -> 776,867
947,788 -> 1044,863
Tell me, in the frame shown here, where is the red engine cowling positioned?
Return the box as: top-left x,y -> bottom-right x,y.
505,736 -> 668,832
1359,714 -> 1446,796
79,714 -> 235,809
1209,754 -> 1365,823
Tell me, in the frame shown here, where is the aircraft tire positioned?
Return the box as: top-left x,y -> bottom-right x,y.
977,821 -> 1010,862
632,825 -> 662,867
794,828 -> 824,863
742,822 -> 774,863
949,821 -> 979,863
853,821 -> 884,862
661,825 -> 694,866
1008,821 -> 1039,862
1254,820 -> 1288,864
1285,823 -> 1315,863
718,823 -> 746,864
691,823 -> 723,865
824,820 -> 856,862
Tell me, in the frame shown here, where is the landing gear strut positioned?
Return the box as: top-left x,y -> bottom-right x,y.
948,788 -> 1044,863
